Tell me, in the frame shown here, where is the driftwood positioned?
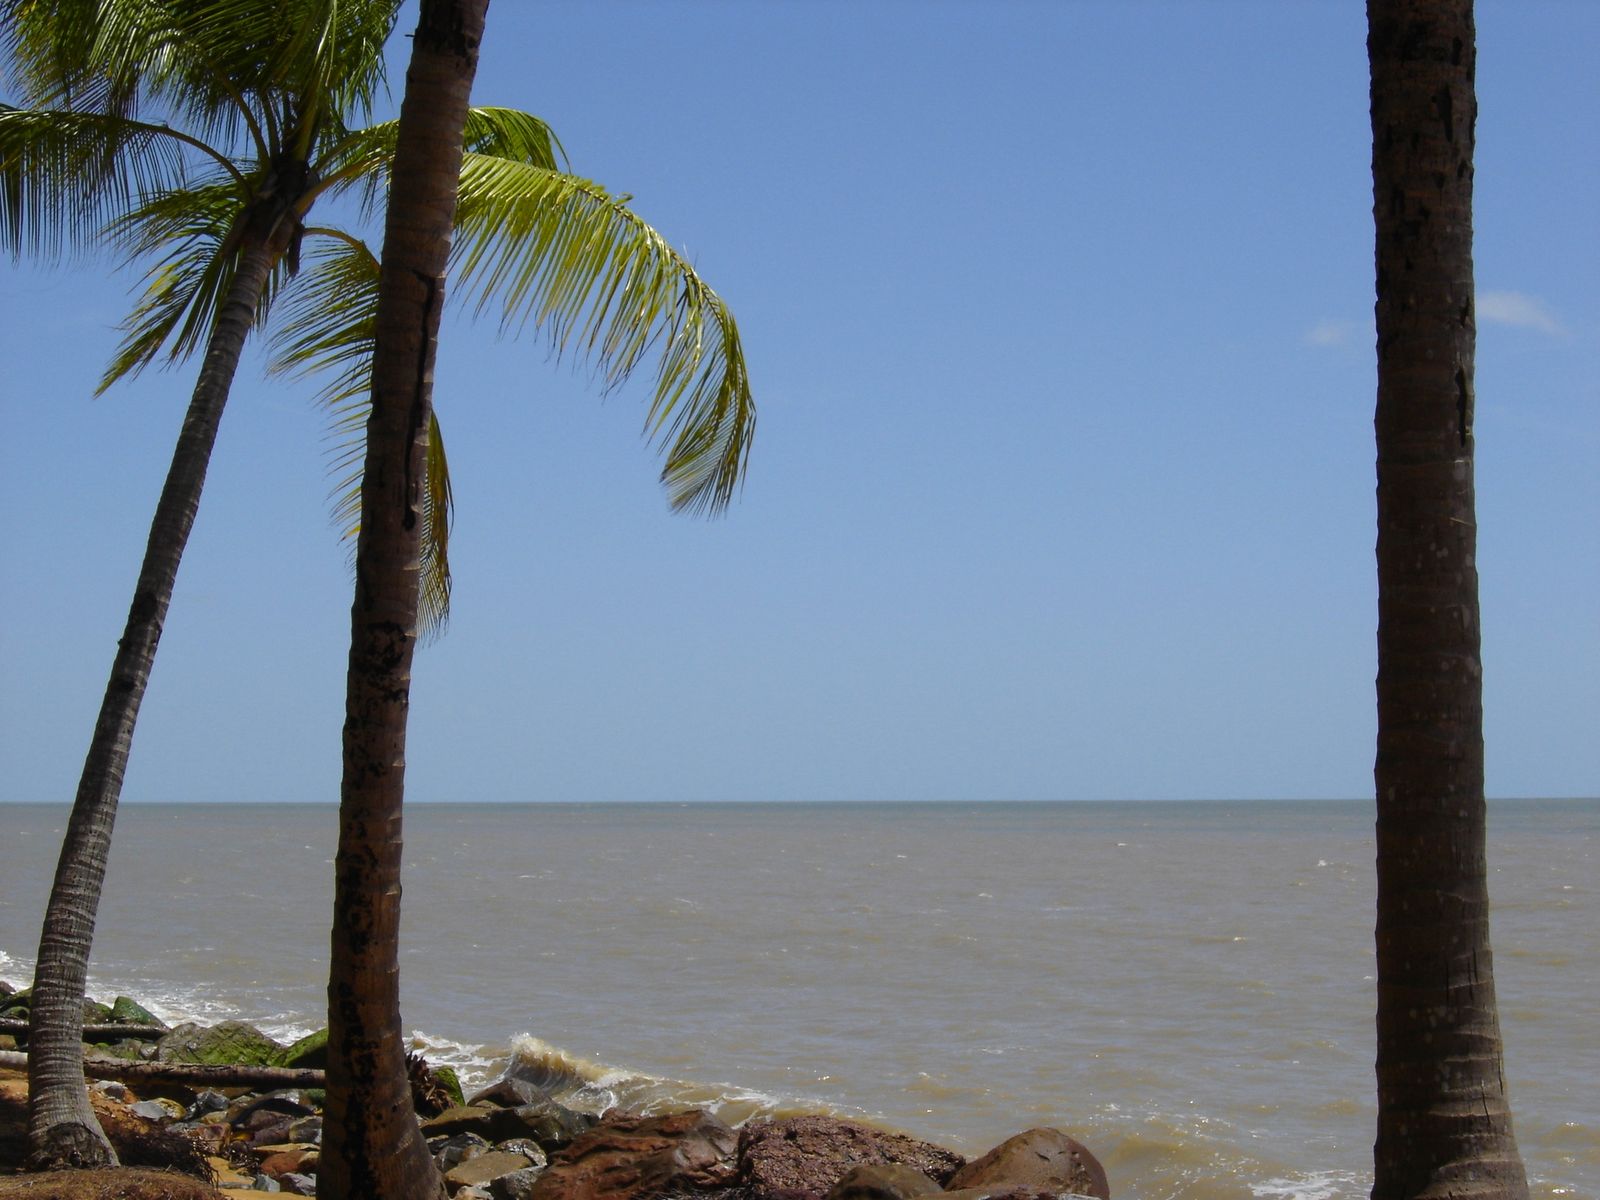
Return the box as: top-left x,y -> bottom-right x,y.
0,1017 -> 170,1040
0,1049 -> 325,1089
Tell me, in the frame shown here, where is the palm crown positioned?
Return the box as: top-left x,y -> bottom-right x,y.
3,0 -> 756,634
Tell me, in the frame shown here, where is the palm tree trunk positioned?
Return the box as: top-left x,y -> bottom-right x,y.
1368,2 -> 1528,1196
26,229 -> 286,1171
319,4 -> 487,1199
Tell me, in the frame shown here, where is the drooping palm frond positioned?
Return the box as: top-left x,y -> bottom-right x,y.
265,231 -> 453,638
0,105 -> 200,256
451,157 -> 755,514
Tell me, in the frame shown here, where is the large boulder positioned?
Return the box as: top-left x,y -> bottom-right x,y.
276,1028 -> 328,1070
108,995 -> 166,1029
738,1117 -> 964,1200
526,1109 -> 738,1200
156,1020 -> 286,1066
944,1129 -> 1108,1200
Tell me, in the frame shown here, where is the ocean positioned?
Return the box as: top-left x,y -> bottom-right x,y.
0,799 -> 1593,1200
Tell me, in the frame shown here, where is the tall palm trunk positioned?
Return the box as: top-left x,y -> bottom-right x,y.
320,4 -> 486,1199
1368,2 -> 1528,1196
26,226 -> 290,1169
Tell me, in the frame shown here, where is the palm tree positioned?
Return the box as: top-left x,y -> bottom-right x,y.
3,0 -> 400,1165
3,0 -> 753,1168
320,9 -> 486,1193
319,2 -> 755,1195
1368,1 -> 1528,1195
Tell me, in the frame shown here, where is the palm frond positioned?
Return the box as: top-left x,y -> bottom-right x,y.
311,106 -> 562,221
0,105 -> 192,257
265,232 -> 452,638
96,178 -> 287,389
451,156 -> 755,514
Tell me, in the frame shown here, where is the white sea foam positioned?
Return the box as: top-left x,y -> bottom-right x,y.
1251,1171 -> 1366,1200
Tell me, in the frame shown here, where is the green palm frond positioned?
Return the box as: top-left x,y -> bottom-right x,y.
313,106 -> 562,222
452,156 -> 755,514
265,232 -> 452,638
95,178 -> 298,390
0,105 -> 194,257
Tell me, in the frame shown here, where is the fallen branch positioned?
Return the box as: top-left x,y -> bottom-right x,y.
0,1017 -> 169,1040
0,1049 -> 325,1089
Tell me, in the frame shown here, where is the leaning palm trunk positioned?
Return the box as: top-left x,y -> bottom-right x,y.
320,4 -> 487,1199
26,228 -> 287,1169
1368,1 -> 1528,1196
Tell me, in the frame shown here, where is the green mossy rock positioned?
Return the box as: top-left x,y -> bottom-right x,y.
434,1065 -> 465,1110
277,1028 -> 328,1070
108,995 -> 164,1027
82,999 -> 112,1025
156,1019 -> 286,1066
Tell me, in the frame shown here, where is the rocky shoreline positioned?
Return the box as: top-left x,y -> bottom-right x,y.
0,982 -> 1109,1200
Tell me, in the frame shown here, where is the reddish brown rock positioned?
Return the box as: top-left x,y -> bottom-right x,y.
737,1117 -> 964,1200
527,1109 -> 738,1200
257,1144 -> 319,1179
944,1129 -> 1108,1200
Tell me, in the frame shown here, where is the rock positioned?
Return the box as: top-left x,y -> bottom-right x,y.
276,1028 -> 328,1070
130,1097 -> 187,1122
157,1020 -> 286,1067
524,1109 -> 737,1200
446,1149 -> 539,1194
83,998 -> 112,1025
279,1173 -> 319,1196
108,995 -> 166,1029
230,1092 -> 320,1127
0,1035 -> 14,1052
190,1089 -> 232,1119
436,1065 -> 467,1109
468,1077 -> 549,1109
423,1100 -> 595,1150
94,1080 -> 134,1102
252,1173 -> 282,1192
945,1129 -> 1108,1200
497,1139 -> 549,1171
432,1131 -> 494,1172
257,1145 -> 320,1178
738,1117 -> 964,1200
825,1164 -> 942,1200
491,1166 -> 547,1200
93,1038 -> 152,1060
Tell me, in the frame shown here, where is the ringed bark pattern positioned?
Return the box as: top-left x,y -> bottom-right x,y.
320,4 -> 488,1200
1368,1 -> 1527,1196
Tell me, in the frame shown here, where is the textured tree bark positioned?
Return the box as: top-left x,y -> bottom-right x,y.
319,4 -> 488,1200
1368,2 -> 1528,1197
25,230 -> 285,1171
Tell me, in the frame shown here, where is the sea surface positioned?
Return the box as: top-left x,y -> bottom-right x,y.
0,799 -> 1593,1200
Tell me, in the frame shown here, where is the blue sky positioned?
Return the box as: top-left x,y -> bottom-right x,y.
2,1 -> 1595,804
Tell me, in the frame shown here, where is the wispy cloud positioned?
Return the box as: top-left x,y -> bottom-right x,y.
1478,290 -> 1566,335
1305,319 -> 1362,348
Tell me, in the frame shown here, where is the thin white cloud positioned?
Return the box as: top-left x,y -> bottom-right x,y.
1306,319 -> 1359,348
1478,290 -> 1566,335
